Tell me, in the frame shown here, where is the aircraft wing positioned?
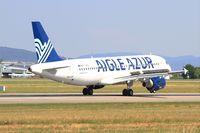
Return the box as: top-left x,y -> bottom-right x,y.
101,68 -> 187,85
168,68 -> 188,75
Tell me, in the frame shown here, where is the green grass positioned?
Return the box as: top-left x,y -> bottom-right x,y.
0,79 -> 199,132
0,78 -> 199,93
0,103 -> 200,132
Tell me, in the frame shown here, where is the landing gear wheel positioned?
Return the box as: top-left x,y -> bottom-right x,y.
122,89 -> 128,96
82,88 -> 88,95
82,88 -> 94,95
127,89 -> 133,96
88,89 -> 93,95
122,89 -> 133,96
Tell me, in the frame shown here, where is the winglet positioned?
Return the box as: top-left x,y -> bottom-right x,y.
183,68 -> 188,75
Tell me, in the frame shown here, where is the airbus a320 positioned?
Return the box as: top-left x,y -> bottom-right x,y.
29,22 -> 187,96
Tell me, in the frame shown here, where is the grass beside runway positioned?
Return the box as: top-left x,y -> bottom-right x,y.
0,79 -> 199,132
0,78 -> 199,93
0,102 -> 200,132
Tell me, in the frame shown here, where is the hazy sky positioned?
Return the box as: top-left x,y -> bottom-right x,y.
0,0 -> 199,57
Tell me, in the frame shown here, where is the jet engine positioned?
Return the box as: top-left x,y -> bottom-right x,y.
142,77 -> 166,92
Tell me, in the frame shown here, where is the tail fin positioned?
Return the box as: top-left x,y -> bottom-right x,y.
32,21 -> 63,63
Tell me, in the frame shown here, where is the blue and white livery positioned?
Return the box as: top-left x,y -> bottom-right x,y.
32,22 -> 63,63
29,21 -> 187,96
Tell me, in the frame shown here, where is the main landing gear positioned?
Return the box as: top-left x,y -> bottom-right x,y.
122,81 -> 134,96
82,82 -> 134,96
82,86 -> 93,95
82,85 -> 105,96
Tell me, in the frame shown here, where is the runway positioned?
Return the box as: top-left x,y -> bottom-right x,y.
0,93 -> 200,104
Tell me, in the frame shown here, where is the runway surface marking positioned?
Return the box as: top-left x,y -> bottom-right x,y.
0,93 -> 200,104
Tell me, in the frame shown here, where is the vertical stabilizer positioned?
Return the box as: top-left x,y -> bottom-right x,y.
32,21 -> 63,63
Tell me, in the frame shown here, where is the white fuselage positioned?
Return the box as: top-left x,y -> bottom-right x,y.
30,55 -> 171,86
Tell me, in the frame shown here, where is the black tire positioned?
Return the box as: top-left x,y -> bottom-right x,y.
82,88 -> 88,95
122,89 -> 128,96
128,89 -> 133,96
88,89 -> 93,95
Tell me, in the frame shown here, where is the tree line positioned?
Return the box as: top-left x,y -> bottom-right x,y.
183,64 -> 200,79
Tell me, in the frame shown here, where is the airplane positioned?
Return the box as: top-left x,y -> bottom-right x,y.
29,21 -> 188,96
8,70 -> 35,78
2,65 -> 34,78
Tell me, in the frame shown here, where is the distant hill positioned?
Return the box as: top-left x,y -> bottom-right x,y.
164,56 -> 200,70
0,47 -> 199,70
0,46 -> 36,62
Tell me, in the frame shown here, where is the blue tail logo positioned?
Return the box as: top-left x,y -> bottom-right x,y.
32,21 -> 63,63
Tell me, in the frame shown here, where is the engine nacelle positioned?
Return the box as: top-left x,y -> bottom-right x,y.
143,77 -> 166,91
